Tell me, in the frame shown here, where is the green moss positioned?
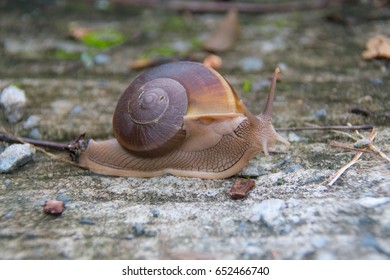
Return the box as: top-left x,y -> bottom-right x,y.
148,46 -> 178,57
190,38 -> 202,50
54,49 -> 80,60
163,15 -> 189,33
276,178 -> 286,186
242,80 -> 252,93
82,29 -> 125,49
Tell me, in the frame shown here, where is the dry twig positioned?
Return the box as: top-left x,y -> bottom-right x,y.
325,128 -> 378,186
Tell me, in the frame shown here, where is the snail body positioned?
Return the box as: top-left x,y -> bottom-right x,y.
78,61 -> 289,179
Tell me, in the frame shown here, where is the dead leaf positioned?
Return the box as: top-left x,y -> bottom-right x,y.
362,35 -> 390,60
203,9 -> 240,52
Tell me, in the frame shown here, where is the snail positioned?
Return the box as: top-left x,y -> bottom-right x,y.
77,61 -> 289,179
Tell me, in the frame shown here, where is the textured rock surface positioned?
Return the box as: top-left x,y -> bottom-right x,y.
0,144 -> 35,173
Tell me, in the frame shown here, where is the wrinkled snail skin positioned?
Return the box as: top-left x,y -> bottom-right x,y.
77,61 -> 289,179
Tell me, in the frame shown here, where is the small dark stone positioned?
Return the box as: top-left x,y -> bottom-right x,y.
132,223 -> 145,236
56,195 -> 73,202
79,219 -> 96,225
144,231 -> 157,237
314,108 -> 327,121
124,234 -> 134,240
284,164 -> 303,173
351,107 -> 370,117
131,223 -> 157,237
5,211 -> 13,219
276,178 -> 286,186
368,77 -> 384,85
150,209 -> 160,218
274,156 -> 292,167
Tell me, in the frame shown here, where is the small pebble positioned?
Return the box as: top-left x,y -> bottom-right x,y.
124,234 -> 134,240
150,209 -> 160,218
283,164 -> 303,174
51,99 -> 73,116
79,219 -> 96,225
288,132 -> 302,142
315,251 -> 336,260
170,40 -> 191,53
131,223 -> 157,237
312,236 -> 328,249
251,199 -> 286,227
239,163 -> 268,177
132,223 -> 146,236
0,144 -> 35,173
368,77 -> 384,85
274,156 -> 292,167
5,211 -> 13,219
29,128 -> 42,139
69,105 -> 83,116
356,197 -> 390,208
94,54 -> 110,65
43,200 -> 65,215
23,115 -> 40,129
277,62 -> 288,72
314,108 -> 327,120
0,85 -> 27,123
354,139 -> 371,149
56,195 -> 73,203
239,56 -> 264,72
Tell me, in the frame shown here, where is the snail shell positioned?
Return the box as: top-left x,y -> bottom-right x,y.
78,61 -> 289,179
113,62 -> 244,157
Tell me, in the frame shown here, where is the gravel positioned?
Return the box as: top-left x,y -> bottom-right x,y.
0,85 -> 27,123
0,144 -> 35,173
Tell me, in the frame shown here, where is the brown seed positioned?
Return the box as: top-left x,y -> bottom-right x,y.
43,200 -> 65,215
229,178 -> 255,199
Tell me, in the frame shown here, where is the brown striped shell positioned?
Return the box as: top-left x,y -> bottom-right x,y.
112,61 -> 244,158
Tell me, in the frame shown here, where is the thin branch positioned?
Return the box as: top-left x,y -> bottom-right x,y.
325,128 -> 377,186
328,140 -> 373,153
355,128 -> 390,163
0,130 -> 68,150
0,130 -> 88,162
109,0 -> 349,14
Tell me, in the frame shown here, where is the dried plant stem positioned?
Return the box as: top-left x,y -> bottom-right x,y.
0,130 -> 68,150
354,128 -> 390,163
325,129 -> 377,186
0,129 -> 87,166
329,140 -> 371,153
